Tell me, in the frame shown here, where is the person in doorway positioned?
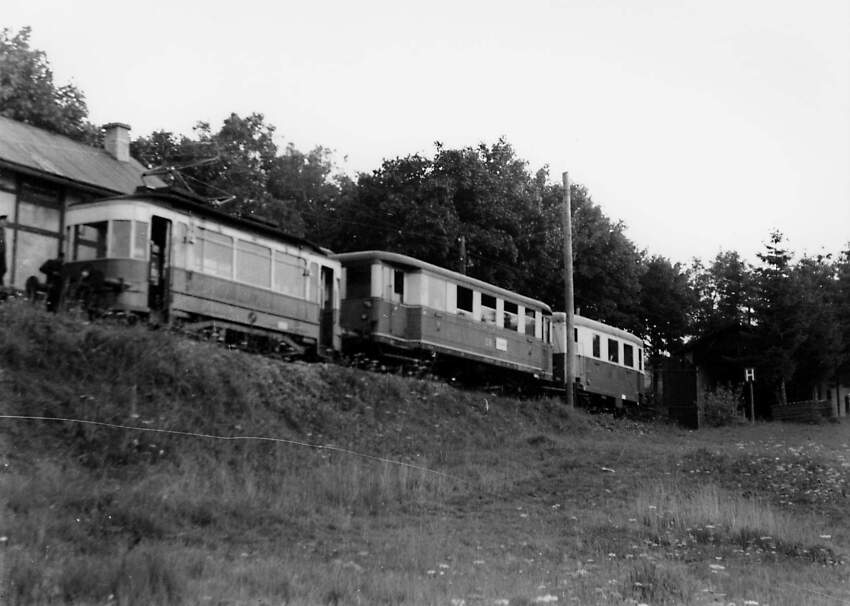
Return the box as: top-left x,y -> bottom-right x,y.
40,252 -> 65,312
0,215 -> 8,287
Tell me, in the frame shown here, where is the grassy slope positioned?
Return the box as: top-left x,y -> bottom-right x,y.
1,301 -> 849,605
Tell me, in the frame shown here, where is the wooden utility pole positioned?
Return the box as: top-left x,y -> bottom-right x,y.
458,236 -> 467,275
562,172 -> 575,408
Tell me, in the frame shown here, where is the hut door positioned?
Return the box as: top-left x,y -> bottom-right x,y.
148,216 -> 171,316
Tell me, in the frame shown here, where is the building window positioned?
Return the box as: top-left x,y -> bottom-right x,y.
73,222 -> 107,261
457,285 -> 473,316
624,343 -> 634,368
608,338 -> 619,363
503,301 -> 519,331
592,334 -> 600,358
481,293 -> 497,324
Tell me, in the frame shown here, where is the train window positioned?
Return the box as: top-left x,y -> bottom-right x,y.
623,343 -> 634,367
345,264 -> 371,299
638,348 -> 643,371
110,220 -> 132,258
457,285 -> 473,316
274,251 -> 306,298
427,276 -> 446,311
133,221 -> 148,259
237,240 -> 271,288
524,308 -> 536,337
392,269 -> 404,302
481,293 -> 497,324
72,222 -> 107,261
197,228 -> 233,278
592,334 -> 600,358
503,301 -> 519,331
574,328 -> 578,342
608,338 -> 619,363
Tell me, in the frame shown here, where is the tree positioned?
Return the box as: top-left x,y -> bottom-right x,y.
791,254 -> 842,398
690,250 -> 755,334
638,255 -> 694,361
753,231 -> 807,406
0,27 -> 98,142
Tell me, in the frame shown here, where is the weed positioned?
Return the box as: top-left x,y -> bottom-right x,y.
114,545 -> 185,606
624,560 -> 694,605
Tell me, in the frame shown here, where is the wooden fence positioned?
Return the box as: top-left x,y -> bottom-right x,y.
771,399 -> 834,423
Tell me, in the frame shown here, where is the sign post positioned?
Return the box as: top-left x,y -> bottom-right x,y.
745,368 -> 755,424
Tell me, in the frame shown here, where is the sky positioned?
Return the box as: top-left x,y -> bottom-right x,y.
5,0 -> 849,265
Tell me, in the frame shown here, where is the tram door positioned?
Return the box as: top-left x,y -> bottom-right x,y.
319,266 -> 335,353
148,216 -> 172,318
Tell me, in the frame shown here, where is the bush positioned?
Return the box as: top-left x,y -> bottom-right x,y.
700,384 -> 744,427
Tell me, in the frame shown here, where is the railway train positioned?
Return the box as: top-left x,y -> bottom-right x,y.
55,187 -> 645,407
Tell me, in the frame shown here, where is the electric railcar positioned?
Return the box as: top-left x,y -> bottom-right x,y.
62,188 -> 341,357
334,250 -> 554,382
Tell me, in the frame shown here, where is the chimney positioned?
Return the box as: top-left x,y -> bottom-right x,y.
103,122 -> 131,162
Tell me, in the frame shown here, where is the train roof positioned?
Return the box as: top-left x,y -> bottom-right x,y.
68,187 -> 329,256
333,250 -> 553,312
553,311 -> 644,345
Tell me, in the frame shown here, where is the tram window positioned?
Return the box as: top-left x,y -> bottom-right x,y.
592,334 -> 600,358
608,339 -> 619,363
73,222 -> 107,261
392,269 -> 404,302
481,293 -> 497,324
623,343 -> 634,367
457,285 -> 473,316
274,251 -> 305,298
503,301 -> 519,331
345,264 -> 371,299
574,328 -> 578,342
197,229 -> 233,278
237,240 -> 271,288
524,308 -> 536,337
110,220 -> 132,258
427,276 -> 446,311
133,221 -> 148,259
639,348 -> 643,371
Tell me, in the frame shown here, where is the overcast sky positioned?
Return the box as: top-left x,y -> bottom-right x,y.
6,0 -> 849,264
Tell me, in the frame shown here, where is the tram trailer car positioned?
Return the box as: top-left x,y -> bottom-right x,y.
334,251 -> 554,382
61,188 -> 341,357
552,312 -> 645,408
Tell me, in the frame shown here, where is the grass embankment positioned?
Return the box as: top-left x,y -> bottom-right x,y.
1,301 -> 849,605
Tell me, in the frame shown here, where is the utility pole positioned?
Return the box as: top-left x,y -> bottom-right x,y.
562,172 -> 575,408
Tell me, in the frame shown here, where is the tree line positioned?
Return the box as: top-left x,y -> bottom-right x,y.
3,27 -> 849,406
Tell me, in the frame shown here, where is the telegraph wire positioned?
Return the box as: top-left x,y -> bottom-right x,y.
0,414 -> 461,482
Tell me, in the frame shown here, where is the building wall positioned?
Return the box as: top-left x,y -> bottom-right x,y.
0,167 -> 99,289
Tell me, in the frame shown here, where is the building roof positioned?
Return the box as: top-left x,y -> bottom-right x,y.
0,116 -> 153,194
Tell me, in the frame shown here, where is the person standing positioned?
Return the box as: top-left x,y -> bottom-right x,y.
0,214 -> 7,287
40,252 -> 65,312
